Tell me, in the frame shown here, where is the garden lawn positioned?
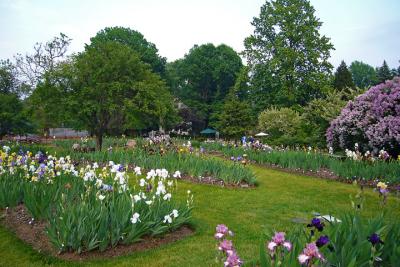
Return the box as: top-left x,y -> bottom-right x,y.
0,164 -> 399,267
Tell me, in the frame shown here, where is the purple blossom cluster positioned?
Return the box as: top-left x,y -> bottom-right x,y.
327,77 -> 400,157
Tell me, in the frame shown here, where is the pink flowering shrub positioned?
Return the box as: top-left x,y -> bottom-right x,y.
327,77 -> 400,157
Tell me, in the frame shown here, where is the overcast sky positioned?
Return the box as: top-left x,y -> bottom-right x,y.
1,0 -> 399,68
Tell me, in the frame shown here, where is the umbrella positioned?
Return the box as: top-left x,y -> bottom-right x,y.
255,132 -> 268,137
200,128 -> 217,134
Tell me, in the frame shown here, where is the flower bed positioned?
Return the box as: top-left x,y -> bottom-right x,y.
0,147 -> 193,255
50,139 -> 257,186
201,142 -> 400,186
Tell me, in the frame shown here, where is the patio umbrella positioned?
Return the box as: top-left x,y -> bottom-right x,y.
200,128 -> 217,135
255,132 -> 268,137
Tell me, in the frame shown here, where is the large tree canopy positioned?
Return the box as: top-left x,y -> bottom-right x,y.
167,43 -> 243,128
243,0 -> 334,111
349,61 -> 378,89
90,27 -> 167,78
70,41 -> 175,150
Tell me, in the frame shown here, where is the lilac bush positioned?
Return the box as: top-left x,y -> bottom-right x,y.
327,77 -> 400,157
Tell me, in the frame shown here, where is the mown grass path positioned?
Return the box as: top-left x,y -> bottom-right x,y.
0,164 -> 399,267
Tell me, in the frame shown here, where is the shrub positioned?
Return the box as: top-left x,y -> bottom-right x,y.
327,77 -> 400,157
258,107 -> 303,145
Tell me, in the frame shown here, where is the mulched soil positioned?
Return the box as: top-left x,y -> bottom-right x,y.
1,204 -> 194,261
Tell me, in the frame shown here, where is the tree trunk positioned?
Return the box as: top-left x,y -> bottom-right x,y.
96,134 -> 103,151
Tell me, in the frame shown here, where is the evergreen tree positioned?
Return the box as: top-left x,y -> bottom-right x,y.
377,60 -> 393,83
333,61 -> 355,90
213,89 -> 253,138
397,61 -> 400,76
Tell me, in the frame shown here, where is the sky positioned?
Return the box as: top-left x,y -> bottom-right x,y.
0,0 -> 399,68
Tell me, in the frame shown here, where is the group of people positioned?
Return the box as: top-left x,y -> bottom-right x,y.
241,136 -> 273,151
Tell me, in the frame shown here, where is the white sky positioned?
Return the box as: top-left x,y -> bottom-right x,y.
0,0 -> 399,68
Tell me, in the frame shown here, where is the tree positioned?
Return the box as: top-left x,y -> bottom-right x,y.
333,61 -> 354,91
376,60 -> 393,84
70,41 -> 175,150
397,61 -> 400,76
243,0 -> 334,110
0,61 -> 31,138
0,59 -> 19,94
349,61 -> 378,88
14,33 -> 71,95
0,93 -> 32,138
90,27 -> 166,78
212,89 -> 253,138
167,43 -> 243,128
25,61 -> 74,134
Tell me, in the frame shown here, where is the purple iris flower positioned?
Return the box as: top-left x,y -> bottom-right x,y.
307,218 -> 324,232
224,250 -> 242,267
379,188 -> 389,196
118,165 -> 125,172
237,156 -> 243,161
368,233 -> 383,246
38,152 -> 47,163
101,184 -> 113,191
316,235 -> 330,247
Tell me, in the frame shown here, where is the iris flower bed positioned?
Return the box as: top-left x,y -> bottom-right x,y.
215,199 -> 400,267
59,146 -> 257,186
202,142 -> 400,184
0,147 -> 192,254
216,214 -> 400,266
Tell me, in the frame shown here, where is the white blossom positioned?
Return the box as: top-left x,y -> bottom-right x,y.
163,193 -> 172,201
172,209 -> 179,218
173,170 -> 181,178
163,214 -> 172,224
134,166 -> 141,175
130,212 -> 140,224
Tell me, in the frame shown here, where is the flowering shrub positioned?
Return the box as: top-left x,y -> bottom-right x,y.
327,77 -> 400,157
0,147 -> 193,253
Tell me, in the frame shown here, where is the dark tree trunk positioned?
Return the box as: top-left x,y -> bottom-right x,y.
96,134 -> 103,151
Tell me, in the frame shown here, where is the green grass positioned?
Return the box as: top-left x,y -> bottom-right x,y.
0,164 -> 399,267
